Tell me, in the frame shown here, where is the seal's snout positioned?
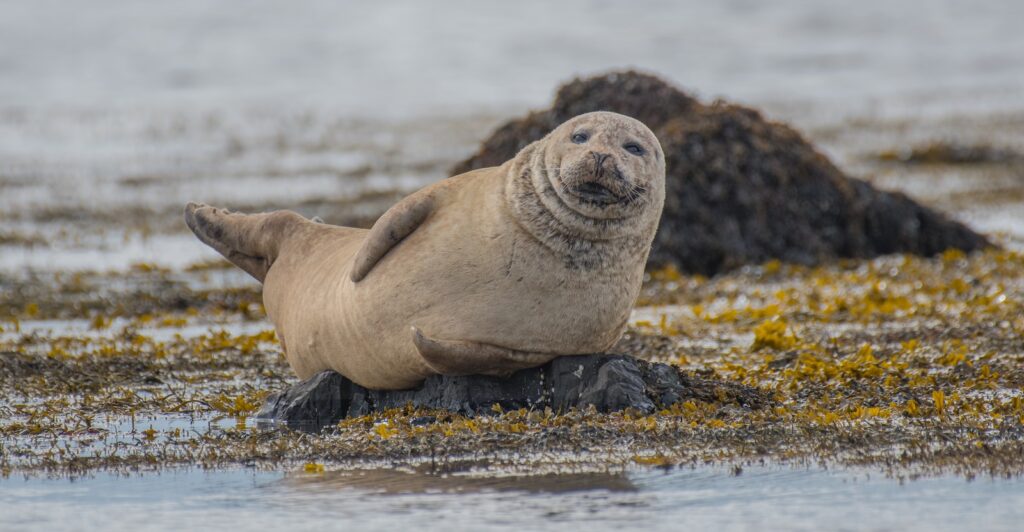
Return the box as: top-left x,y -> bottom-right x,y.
588,151 -> 615,180
183,202 -> 203,233
591,151 -> 610,175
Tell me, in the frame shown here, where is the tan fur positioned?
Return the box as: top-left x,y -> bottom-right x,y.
184,112 -> 665,390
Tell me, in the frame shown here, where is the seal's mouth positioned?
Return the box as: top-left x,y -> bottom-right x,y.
572,181 -> 620,205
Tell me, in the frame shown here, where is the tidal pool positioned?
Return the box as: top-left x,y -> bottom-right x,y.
2,464 -> 1022,531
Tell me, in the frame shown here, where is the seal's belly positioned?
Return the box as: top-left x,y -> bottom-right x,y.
351,220 -> 637,361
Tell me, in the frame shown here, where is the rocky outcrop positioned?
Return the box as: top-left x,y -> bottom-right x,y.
257,354 -> 769,433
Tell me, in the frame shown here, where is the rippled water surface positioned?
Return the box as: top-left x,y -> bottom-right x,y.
2,0 -> 1023,274
2,465 -> 1023,532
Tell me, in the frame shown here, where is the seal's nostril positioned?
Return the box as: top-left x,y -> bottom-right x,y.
592,152 -> 609,167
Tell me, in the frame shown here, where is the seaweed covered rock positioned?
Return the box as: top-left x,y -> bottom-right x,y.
257,354 -> 768,433
452,71 -> 990,276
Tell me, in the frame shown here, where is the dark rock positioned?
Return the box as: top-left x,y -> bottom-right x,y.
257,354 -> 770,433
256,371 -> 351,432
548,355 -> 655,414
451,71 -> 990,276
352,365 -> 548,417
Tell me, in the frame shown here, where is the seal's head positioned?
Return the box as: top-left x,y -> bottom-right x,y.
540,112 -> 665,221
505,111 -> 665,268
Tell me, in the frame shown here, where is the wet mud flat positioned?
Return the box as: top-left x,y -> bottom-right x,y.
2,247 -> 1023,480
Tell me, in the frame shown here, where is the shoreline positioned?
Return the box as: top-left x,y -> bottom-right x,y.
3,247 -> 1022,480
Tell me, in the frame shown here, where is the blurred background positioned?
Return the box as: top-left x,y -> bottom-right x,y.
1,0 -> 1022,272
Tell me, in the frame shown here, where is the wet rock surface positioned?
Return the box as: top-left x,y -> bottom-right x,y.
257,354 -> 769,433
452,71 -> 990,276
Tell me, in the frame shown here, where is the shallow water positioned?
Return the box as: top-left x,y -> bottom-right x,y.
2,0 -> 1024,273
2,465 -> 1022,532
3,0 -> 1021,116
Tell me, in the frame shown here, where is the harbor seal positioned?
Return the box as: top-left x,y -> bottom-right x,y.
184,111 -> 666,390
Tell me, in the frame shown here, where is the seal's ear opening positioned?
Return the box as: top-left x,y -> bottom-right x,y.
411,327 -> 552,377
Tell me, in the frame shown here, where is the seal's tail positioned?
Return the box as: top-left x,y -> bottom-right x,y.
184,202 -> 306,282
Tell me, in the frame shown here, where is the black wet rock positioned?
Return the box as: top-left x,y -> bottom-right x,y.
547,355 -> 654,413
256,371 -> 351,432
256,354 -> 769,433
451,71 -> 990,276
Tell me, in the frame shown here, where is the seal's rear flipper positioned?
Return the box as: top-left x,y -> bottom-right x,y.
184,202 -> 305,282
411,327 -> 554,377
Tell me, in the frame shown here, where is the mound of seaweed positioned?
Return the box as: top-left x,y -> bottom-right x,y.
452,71 -> 989,275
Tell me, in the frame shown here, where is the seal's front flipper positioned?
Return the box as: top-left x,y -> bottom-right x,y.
411,327 -> 554,376
350,191 -> 434,282
184,202 -> 305,282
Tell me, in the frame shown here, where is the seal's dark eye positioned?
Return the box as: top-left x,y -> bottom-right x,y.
571,132 -> 589,144
624,143 -> 644,156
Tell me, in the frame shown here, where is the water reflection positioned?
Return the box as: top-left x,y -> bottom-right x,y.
282,466 -> 635,496
2,464 -> 1023,531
